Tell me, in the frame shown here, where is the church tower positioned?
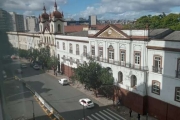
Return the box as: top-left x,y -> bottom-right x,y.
49,1 -> 64,34
39,5 -> 49,33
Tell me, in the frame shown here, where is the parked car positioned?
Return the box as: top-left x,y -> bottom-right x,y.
2,70 -> 7,79
33,65 -> 40,70
21,64 -> 27,68
79,98 -> 94,108
58,78 -> 69,86
16,69 -> 23,74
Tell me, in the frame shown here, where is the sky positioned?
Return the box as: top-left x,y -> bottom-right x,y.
0,0 -> 180,20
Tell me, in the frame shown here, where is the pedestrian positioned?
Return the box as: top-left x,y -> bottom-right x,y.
56,71 -> 57,76
129,108 -> 132,117
112,95 -> 115,107
137,113 -> 140,120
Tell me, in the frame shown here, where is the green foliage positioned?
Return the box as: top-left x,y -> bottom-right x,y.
72,59 -> 114,90
47,57 -> 58,69
18,49 -> 28,58
126,13 -> 180,30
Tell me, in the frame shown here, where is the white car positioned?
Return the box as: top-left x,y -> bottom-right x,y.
79,98 -> 94,108
16,69 -> 22,74
2,71 -> 7,79
21,64 -> 27,68
33,65 -> 40,70
58,78 -> 69,86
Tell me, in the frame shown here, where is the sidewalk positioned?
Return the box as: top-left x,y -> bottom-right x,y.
46,70 -> 156,120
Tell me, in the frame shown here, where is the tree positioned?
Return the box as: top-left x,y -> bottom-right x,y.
39,46 -> 50,68
28,48 -> 39,62
71,59 -> 114,97
18,49 -> 28,58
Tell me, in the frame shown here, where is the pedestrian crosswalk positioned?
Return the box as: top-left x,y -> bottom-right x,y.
79,108 -> 126,120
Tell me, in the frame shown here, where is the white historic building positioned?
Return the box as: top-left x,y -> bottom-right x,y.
6,3 -> 180,120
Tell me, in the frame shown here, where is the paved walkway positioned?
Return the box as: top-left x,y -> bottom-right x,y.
20,58 -> 156,120
46,70 -> 156,120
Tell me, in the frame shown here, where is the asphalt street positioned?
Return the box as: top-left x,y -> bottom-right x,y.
18,60 -> 125,120
2,60 -> 50,120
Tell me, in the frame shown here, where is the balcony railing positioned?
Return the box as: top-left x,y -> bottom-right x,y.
152,66 -> 162,74
175,70 -> 180,78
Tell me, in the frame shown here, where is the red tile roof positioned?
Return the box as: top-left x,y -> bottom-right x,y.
64,24 -> 123,33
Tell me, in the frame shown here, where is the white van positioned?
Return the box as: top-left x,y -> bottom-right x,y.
58,78 -> 69,86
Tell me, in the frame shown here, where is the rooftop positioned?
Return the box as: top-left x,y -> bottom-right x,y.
163,31 -> 180,41
66,31 -> 88,37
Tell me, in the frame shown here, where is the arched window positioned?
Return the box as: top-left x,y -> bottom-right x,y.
108,45 -> 114,60
152,80 -> 160,95
58,24 -> 60,32
131,75 -> 137,87
118,71 -> 123,83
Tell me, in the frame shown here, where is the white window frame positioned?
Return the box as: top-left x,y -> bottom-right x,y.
134,52 -> 140,65
175,87 -> 180,102
152,81 -> 160,95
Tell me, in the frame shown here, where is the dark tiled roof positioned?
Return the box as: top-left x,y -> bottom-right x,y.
163,31 -> 180,41
66,31 -> 88,37
149,29 -> 173,39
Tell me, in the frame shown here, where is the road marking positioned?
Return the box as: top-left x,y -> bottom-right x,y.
95,112 -> 107,120
106,109 -> 126,120
103,110 -> 120,120
87,116 -> 94,120
91,114 -> 100,120
99,111 -> 114,120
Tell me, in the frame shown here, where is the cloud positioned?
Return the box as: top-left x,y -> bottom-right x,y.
0,0 -> 67,11
23,11 -> 34,16
76,0 -> 180,20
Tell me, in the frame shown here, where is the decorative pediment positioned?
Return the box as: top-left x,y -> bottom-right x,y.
98,27 -> 126,38
93,24 -> 129,39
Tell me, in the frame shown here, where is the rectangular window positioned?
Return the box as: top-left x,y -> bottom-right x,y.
57,41 -> 59,49
109,50 -> 114,59
175,87 -> 180,102
134,52 -> 140,64
63,43 -> 65,50
83,46 -> 87,56
176,58 -> 180,78
152,81 -> 160,95
99,47 -> 103,57
91,46 -> 95,55
120,50 -> 126,62
76,44 -> 79,55
69,43 -> 73,53
153,55 -> 162,73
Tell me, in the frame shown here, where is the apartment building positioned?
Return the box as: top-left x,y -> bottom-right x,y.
0,8 -> 12,31
9,12 -> 25,32
24,16 -> 39,32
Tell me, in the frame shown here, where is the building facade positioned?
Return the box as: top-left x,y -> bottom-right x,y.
0,8 -> 12,31
24,16 -> 39,32
6,5 -> 180,120
9,12 -> 25,32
